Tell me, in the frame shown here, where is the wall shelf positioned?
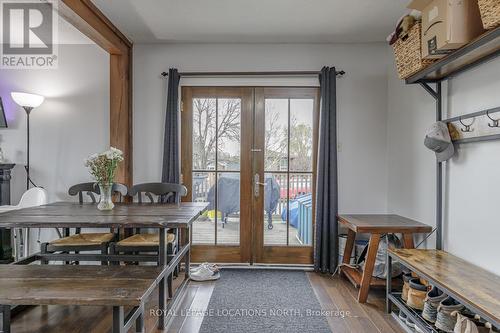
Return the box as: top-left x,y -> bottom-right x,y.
403,25 -> 500,250
406,26 -> 500,84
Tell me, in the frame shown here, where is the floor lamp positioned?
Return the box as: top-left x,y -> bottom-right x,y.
11,92 -> 45,190
10,92 -> 45,259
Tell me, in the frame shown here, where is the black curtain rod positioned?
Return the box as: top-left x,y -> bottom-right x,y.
160,70 -> 345,77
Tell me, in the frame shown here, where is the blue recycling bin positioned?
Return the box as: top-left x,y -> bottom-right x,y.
282,194 -> 313,245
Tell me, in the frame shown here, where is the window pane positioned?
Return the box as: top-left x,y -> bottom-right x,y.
192,172 -> 216,245
264,99 -> 288,172
264,173 -> 288,245
216,172 -> 240,245
193,98 -> 216,170
290,99 -> 314,172
289,173 -> 313,246
217,99 -> 241,171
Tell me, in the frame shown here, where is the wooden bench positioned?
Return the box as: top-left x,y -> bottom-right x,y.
387,249 -> 500,332
0,265 -> 163,333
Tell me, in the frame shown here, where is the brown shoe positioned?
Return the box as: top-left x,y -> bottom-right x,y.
406,278 -> 428,310
402,272 -> 412,302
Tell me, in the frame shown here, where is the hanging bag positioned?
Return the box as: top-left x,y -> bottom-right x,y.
357,234 -> 403,279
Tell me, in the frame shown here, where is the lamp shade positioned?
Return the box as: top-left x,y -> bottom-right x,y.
11,92 -> 44,108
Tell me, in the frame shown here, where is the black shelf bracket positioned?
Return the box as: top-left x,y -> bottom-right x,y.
419,82 -> 439,100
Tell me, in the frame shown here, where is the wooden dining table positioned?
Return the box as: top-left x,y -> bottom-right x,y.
0,201 -> 208,330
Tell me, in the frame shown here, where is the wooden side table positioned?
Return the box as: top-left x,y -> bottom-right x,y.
338,214 -> 432,303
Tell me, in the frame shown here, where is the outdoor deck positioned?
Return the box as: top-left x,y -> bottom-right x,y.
192,216 -> 303,246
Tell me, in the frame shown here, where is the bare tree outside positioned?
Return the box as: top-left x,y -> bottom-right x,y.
192,98 -> 241,170
264,104 -> 287,171
192,97 -> 312,172
289,117 -> 313,171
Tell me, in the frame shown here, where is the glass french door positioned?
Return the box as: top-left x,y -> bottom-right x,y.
181,87 -> 319,264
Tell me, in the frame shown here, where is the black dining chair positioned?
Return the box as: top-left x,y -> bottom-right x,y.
40,182 -> 128,265
108,182 -> 187,296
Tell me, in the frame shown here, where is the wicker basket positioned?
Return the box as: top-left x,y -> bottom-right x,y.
478,0 -> 500,29
392,22 -> 435,79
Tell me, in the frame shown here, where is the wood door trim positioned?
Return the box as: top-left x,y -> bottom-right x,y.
181,87 -> 253,263
182,86 -> 319,264
191,245 -> 242,263
253,87 -> 320,264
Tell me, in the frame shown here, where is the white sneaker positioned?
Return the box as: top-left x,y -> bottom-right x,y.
190,265 -> 220,282
190,263 -> 219,273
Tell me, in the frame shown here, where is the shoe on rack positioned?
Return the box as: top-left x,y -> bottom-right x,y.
402,272 -> 412,302
435,297 -> 465,333
422,286 -> 447,323
453,311 -> 492,333
415,326 -> 425,333
399,310 -> 407,322
405,316 -> 416,330
467,315 -> 495,333
406,278 -> 428,311
190,265 -> 220,282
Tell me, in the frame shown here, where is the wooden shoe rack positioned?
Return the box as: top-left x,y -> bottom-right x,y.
386,249 -> 500,333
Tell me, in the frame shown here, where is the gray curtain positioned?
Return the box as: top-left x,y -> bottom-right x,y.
161,68 -> 181,188
314,66 -> 339,273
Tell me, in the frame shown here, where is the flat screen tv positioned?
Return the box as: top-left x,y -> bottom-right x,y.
0,97 -> 7,128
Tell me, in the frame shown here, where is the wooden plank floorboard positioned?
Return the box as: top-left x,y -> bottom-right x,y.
8,271 -> 402,333
308,273 -> 403,333
307,273 -> 351,332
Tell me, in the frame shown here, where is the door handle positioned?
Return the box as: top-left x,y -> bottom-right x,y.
254,174 -> 266,197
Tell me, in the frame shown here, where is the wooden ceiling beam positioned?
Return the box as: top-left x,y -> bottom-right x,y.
59,0 -> 131,54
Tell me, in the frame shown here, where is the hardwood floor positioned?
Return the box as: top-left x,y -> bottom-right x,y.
8,270 -> 403,333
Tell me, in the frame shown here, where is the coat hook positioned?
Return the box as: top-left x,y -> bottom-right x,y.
459,117 -> 475,132
486,110 -> 500,128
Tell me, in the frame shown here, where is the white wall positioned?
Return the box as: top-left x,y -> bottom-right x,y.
0,43 -> 109,250
0,44 -> 110,203
133,43 -> 390,214
387,54 -> 500,275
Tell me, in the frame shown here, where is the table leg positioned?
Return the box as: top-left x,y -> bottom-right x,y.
358,233 -> 381,303
183,226 -> 190,279
386,253 -> 392,313
1,305 -> 11,333
402,233 -> 415,248
112,306 -> 125,333
342,229 -> 356,266
157,228 -> 166,330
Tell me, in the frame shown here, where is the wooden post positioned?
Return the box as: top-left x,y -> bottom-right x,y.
110,51 -> 132,186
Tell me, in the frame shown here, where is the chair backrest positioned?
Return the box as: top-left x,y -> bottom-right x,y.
68,182 -> 129,203
68,182 -> 100,203
129,182 -> 187,204
18,187 -> 48,208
